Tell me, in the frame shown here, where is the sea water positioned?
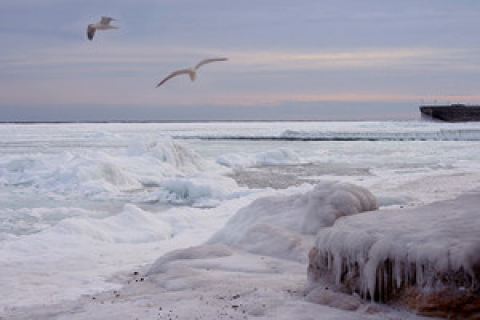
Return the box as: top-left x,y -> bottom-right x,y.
1,120 -> 480,309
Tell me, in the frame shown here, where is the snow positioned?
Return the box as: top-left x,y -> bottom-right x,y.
54,204 -> 173,243
1,121 -> 480,319
207,181 -> 378,249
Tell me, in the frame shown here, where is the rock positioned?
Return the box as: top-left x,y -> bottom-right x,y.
305,287 -> 361,311
396,287 -> 480,320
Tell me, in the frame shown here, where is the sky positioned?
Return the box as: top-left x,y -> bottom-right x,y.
1,0 -> 480,121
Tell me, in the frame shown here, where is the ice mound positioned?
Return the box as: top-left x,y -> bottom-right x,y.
126,136 -> 212,173
0,206 -> 103,238
74,159 -> 142,193
308,192 -> 480,318
208,181 -> 378,261
148,244 -> 233,275
54,204 -> 172,243
0,137 -> 221,198
156,174 -> 241,206
0,152 -> 142,196
216,147 -> 301,168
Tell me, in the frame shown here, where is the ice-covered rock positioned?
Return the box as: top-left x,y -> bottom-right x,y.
308,192 -> 480,318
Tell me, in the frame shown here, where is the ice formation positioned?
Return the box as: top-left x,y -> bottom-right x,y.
157,173 -> 241,205
0,136 -> 222,198
281,128 -> 480,141
126,136 -> 213,173
208,181 -> 378,261
148,244 -> 233,275
308,192 -> 480,302
0,152 -> 142,195
216,147 -> 301,168
53,204 -> 173,243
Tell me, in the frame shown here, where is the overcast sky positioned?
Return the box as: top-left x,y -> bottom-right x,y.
1,0 -> 479,121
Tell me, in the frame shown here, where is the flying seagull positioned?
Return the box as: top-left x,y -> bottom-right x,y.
87,16 -> 119,41
156,58 -> 228,87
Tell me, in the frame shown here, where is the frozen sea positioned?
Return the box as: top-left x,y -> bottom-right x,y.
1,120 -> 480,319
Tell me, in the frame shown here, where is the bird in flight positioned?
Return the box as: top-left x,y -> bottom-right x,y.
87,16 -> 119,41
156,58 -> 228,87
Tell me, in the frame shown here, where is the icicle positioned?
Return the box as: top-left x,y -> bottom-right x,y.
416,263 -> 423,287
395,260 -> 402,289
334,254 -> 342,284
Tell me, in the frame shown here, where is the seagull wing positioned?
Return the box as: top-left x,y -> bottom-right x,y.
194,57 -> 228,70
87,25 -> 96,40
156,69 -> 191,87
100,16 -> 114,25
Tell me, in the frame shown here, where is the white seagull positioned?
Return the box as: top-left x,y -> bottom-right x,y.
87,16 -> 119,41
156,58 -> 228,87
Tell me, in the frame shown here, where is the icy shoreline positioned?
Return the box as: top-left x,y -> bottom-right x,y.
2,123 -> 480,319
6,180 -> 478,319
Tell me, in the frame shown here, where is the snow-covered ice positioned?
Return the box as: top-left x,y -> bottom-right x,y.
207,181 -> 377,254
1,121 -> 480,319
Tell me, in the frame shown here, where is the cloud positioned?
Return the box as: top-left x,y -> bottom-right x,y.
2,41 -> 478,77
1,0 -> 480,121
226,47 -> 479,72
1,39 -> 479,109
